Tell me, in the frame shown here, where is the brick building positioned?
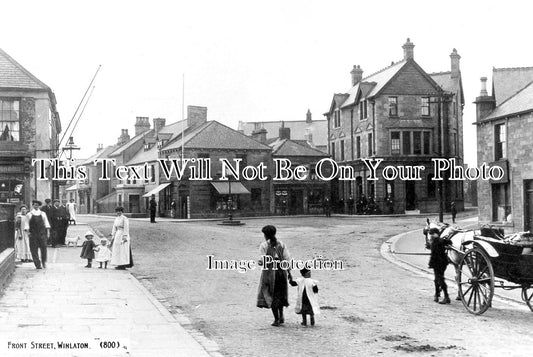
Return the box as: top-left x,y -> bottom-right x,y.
0,48 -> 61,207
475,67 -> 533,231
325,39 -> 464,214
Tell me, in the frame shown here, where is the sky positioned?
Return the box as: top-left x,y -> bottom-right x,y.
1,0 -> 532,166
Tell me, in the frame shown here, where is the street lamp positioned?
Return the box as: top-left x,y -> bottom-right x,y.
62,136 -> 80,160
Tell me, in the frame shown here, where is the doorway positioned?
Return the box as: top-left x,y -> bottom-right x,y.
525,180 -> 533,231
405,181 -> 416,211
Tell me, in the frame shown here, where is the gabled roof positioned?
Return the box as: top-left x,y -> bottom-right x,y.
269,138 -> 328,157
163,121 -> 271,152
492,67 -> 533,106
0,48 -> 50,90
483,80 -> 533,121
430,71 -> 464,104
238,119 -> 328,147
81,145 -> 118,165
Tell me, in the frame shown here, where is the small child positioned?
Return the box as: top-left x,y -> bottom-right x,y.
289,268 -> 320,326
94,238 -> 111,269
80,231 -> 96,268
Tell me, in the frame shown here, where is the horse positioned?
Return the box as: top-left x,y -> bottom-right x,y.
423,218 -> 481,300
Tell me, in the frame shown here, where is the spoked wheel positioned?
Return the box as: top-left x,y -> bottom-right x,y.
522,287 -> 533,312
458,248 -> 494,315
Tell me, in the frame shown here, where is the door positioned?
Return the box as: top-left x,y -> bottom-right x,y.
525,180 -> 533,231
129,194 -> 140,213
405,181 -> 416,211
289,190 -> 304,215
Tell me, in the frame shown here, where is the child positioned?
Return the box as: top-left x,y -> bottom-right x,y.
80,231 -> 96,268
289,268 -> 320,326
428,227 -> 451,304
94,238 -> 111,269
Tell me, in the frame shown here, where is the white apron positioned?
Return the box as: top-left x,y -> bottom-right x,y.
295,277 -> 320,315
110,215 -> 131,266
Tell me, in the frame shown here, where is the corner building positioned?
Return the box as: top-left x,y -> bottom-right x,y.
324,39 -> 464,214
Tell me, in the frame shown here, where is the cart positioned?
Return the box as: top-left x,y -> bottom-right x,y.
456,232 -> 533,315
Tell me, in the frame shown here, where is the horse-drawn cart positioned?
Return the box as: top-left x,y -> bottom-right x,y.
457,232 -> 533,315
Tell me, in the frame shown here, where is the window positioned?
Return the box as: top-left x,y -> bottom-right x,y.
495,123 -> 506,160
330,142 -> 336,160
423,131 -> 431,155
356,136 -> 361,158
388,97 -> 398,116
402,131 -> 411,155
421,97 -> 430,116
368,133 -> 373,156
334,110 -> 341,128
413,131 -> 421,155
151,164 -> 156,183
0,99 -> 20,141
391,132 -> 400,155
360,100 -> 368,120
197,153 -> 210,159
492,183 -> 511,221
340,140 -> 345,161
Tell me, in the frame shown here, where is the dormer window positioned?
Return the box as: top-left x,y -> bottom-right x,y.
157,139 -> 167,149
359,100 -> 368,120
144,142 -> 153,151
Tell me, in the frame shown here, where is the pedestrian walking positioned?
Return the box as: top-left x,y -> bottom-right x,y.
289,268 -> 320,326
94,238 -> 111,269
67,199 -> 77,225
15,205 -> 32,262
428,228 -> 451,304
110,206 -> 134,270
451,201 -> 457,224
24,200 -> 50,269
80,231 -> 96,268
50,199 -> 68,247
40,198 -> 52,245
257,225 -> 291,326
149,194 -> 157,223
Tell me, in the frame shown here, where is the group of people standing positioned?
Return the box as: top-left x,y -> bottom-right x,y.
39,198 -> 77,247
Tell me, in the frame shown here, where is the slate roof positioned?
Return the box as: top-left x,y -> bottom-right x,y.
430,72 -> 454,92
81,145 -> 118,165
483,80 -> 533,121
492,67 -> 533,106
269,138 -> 328,157
163,121 -> 271,153
237,119 -> 328,147
0,48 -> 50,90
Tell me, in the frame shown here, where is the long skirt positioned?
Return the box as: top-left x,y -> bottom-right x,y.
257,266 -> 289,308
15,231 -> 32,260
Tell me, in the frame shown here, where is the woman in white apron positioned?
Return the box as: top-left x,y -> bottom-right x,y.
15,206 -> 32,262
110,207 -> 133,270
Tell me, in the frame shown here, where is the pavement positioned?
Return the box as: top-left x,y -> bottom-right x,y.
0,223 -> 213,357
382,216 -> 531,309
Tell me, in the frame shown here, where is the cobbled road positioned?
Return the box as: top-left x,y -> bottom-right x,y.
86,216 -> 533,356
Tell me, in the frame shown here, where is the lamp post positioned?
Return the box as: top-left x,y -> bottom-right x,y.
62,136 -> 80,160
227,179 -> 233,221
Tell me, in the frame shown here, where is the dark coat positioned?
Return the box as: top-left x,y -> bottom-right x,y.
428,236 -> 451,270
149,199 -> 157,212
80,239 -> 96,259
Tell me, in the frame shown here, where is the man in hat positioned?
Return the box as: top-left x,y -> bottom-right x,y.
50,199 -> 69,247
40,199 -> 52,245
428,227 -> 451,304
24,200 -> 50,269
149,194 -> 157,223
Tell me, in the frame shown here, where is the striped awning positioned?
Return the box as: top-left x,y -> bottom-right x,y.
210,182 -> 250,194
142,183 -> 171,197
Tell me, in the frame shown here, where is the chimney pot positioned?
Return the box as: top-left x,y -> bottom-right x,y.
350,65 -> 364,86
480,77 -> 488,96
306,109 -> 312,123
450,48 -> 461,79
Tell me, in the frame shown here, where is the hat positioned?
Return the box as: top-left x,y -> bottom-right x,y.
32,200 -> 42,206
53,199 -> 60,203
85,231 -> 94,237
100,237 -> 107,242
115,206 -> 124,212
44,198 -> 51,204
429,228 -> 440,235
300,268 -> 310,276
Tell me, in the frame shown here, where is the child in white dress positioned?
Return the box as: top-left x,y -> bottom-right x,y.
94,238 -> 111,269
289,268 -> 320,326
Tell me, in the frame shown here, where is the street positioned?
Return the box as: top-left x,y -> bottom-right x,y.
82,215 -> 533,356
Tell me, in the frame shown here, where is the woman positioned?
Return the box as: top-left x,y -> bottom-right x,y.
15,206 -> 32,262
256,225 -> 291,326
67,199 -> 77,225
110,207 -> 133,270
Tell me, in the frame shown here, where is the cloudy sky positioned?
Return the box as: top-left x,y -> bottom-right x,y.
1,0 -> 531,165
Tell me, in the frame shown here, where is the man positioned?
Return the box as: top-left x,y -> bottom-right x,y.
57,200 -> 69,245
323,198 -> 331,217
24,200 -> 50,269
348,196 -> 354,215
149,194 -> 157,223
451,201 -> 457,224
428,228 -> 451,304
51,199 -> 68,247
40,199 -> 52,245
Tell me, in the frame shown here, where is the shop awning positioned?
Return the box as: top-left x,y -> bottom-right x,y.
211,182 -> 250,194
66,184 -> 78,191
142,183 -> 171,197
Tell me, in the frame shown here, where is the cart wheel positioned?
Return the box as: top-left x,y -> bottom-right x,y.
522,287 -> 533,312
458,248 -> 494,315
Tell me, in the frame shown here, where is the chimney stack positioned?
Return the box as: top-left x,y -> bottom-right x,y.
96,143 -> 103,152
306,109 -> 312,123
279,122 -> 291,140
350,65 -> 364,86
134,117 -> 150,136
117,129 -> 130,146
251,127 -> 267,144
153,118 -> 166,134
450,48 -> 461,79
474,77 -> 495,122
187,106 -> 207,128
402,38 -> 415,60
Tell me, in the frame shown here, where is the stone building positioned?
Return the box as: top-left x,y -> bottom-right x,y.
324,39 -> 464,214
0,48 -> 61,206
475,67 -> 533,231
